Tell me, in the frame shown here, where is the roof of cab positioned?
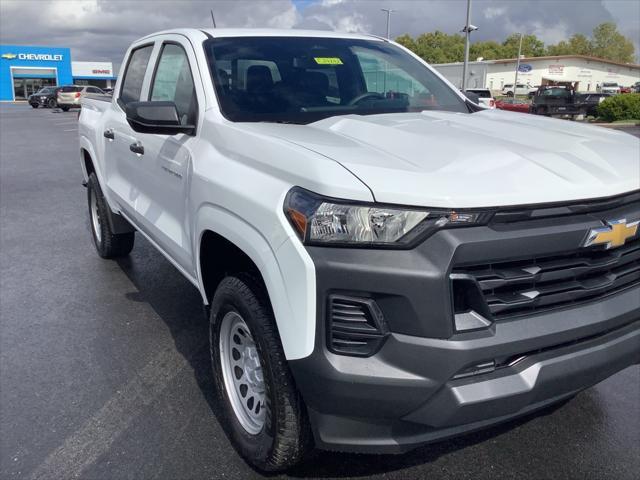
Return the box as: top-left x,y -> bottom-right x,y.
137,28 -> 384,43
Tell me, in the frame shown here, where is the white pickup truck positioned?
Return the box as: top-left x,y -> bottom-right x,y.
79,28 -> 640,472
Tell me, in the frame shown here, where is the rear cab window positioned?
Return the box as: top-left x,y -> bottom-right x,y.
59,86 -> 82,92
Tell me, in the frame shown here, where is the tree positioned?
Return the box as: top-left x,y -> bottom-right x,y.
501,33 -> 546,58
395,22 -> 637,65
395,34 -> 417,53
397,31 -> 465,63
470,40 -> 505,60
547,34 -> 591,56
590,22 -> 635,63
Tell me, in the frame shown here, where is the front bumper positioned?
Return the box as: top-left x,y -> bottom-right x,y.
29,96 -> 51,106
290,197 -> 640,453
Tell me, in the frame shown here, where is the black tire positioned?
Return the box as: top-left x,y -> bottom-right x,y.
61,106 -> 70,112
210,275 -> 311,472
47,98 -> 56,108
87,173 -> 134,258
31,104 -> 39,108
506,91 -> 514,97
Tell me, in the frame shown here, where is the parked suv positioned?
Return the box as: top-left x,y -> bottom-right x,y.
78,29 -> 640,472
598,82 -> 621,94
501,83 -> 535,96
465,88 -> 495,108
57,85 -> 105,111
28,86 -> 59,108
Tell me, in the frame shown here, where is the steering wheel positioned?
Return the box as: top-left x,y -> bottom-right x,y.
348,92 -> 385,106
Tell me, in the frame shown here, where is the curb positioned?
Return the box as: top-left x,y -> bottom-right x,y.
589,123 -> 640,128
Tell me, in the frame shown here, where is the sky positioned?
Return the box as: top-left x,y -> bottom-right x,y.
0,0 -> 638,74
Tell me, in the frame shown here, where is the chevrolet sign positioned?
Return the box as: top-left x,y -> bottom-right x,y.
1,53 -> 63,61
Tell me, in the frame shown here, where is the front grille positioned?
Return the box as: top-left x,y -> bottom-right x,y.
452,238 -> 640,320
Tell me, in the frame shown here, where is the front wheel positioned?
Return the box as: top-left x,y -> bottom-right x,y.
47,98 -> 56,108
31,104 -> 38,108
87,173 -> 134,258
210,275 -> 311,472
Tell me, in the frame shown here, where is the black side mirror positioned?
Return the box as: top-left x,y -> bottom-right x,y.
462,90 -> 480,104
125,101 -> 195,135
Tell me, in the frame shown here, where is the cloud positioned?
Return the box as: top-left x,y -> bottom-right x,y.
0,0 -> 637,73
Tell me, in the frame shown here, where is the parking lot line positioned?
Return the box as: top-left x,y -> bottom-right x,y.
27,343 -> 192,480
64,129 -> 77,132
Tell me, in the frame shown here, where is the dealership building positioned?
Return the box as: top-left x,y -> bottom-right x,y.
0,44 -> 117,101
434,54 -> 640,93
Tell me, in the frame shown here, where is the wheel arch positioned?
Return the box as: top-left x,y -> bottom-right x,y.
195,204 -> 315,360
79,135 -> 101,185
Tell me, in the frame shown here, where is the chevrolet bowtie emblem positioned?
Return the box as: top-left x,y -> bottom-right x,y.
584,219 -> 639,249
1,53 -> 17,59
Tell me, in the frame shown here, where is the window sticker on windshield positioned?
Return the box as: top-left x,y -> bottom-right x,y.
314,57 -> 343,65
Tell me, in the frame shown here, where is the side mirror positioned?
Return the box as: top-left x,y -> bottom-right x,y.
462,90 -> 480,104
125,101 -> 195,135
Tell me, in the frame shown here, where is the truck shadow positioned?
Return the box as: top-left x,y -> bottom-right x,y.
114,238 -> 577,479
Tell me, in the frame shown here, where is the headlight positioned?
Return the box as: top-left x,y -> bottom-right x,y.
284,187 -> 489,247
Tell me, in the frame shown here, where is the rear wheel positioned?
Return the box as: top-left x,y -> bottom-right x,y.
87,173 -> 134,258
210,275 -> 311,472
61,106 -> 69,112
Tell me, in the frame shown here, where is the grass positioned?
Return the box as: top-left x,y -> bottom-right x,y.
610,119 -> 640,125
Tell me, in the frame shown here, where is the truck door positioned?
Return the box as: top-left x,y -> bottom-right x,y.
125,38 -> 202,276
103,43 -> 156,223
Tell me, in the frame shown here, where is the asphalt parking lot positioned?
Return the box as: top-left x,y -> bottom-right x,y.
1,102 -> 638,480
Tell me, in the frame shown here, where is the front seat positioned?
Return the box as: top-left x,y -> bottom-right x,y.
244,65 -> 276,113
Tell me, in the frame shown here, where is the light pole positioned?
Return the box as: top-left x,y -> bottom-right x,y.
381,8 -> 396,39
513,33 -> 524,99
460,0 -> 478,91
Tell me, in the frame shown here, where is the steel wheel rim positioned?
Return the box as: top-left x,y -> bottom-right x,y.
219,311 -> 266,434
90,188 -> 102,243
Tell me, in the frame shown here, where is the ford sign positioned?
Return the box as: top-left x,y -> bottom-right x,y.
518,64 -> 533,73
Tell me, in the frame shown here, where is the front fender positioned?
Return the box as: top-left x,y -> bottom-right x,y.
194,204 -> 316,360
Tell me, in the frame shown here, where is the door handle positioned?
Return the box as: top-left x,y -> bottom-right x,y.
103,129 -> 115,140
129,142 -> 144,155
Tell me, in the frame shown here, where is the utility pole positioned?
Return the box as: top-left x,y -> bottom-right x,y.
461,0 -> 477,91
210,10 -> 217,28
513,33 -> 524,99
381,8 -> 396,39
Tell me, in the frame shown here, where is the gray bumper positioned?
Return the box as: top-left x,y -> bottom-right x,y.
404,319 -> 639,429
290,196 -> 640,453
293,302 -> 639,454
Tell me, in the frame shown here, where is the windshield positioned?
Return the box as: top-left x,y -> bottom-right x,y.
204,36 -> 469,124
602,83 -> 617,87
37,88 -> 53,94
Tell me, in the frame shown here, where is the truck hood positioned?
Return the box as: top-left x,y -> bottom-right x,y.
242,109 -> 640,208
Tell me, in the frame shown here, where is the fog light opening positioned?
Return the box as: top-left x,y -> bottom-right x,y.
453,360 -> 496,380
